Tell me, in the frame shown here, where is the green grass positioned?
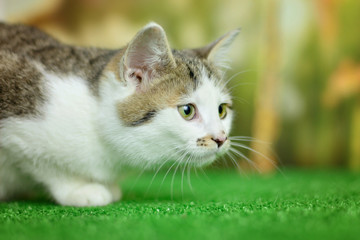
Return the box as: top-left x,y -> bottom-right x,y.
1,169 -> 360,240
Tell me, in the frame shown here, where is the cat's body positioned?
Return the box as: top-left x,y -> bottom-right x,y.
0,22 -> 238,206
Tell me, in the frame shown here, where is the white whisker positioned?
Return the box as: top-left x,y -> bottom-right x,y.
228,147 -> 261,172
181,156 -> 191,199
221,154 -> 230,169
226,151 -> 241,171
230,142 -> 282,173
227,82 -> 253,92
229,136 -> 270,145
194,166 -> 199,178
157,160 -> 178,197
126,161 -> 152,198
171,161 -> 181,200
224,69 -> 253,86
144,157 -> 171,196
199,167 -> 210,182
187,164 -> 194,195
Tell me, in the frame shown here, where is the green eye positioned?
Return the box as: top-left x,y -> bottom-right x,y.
219,104 -> 227,119
178,104 -> 196,120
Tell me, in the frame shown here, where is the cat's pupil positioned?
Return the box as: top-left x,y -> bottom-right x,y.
184,105 -> 191,115
218,105 -> 223,114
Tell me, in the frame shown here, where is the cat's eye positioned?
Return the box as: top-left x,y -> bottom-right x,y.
218,104 -> 227,119
178,104 -> 196,120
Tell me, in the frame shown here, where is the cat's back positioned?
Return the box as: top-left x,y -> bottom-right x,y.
0,22 -> 118,87
0,23 -> 62,120
0,50 -> 46,119
0,22 -> 61,54
0,23 -> 119,119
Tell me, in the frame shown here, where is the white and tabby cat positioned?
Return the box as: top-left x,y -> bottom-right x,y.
0,22 -> 239,206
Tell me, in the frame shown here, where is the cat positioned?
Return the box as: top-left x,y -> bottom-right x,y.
0,22 -> 239,206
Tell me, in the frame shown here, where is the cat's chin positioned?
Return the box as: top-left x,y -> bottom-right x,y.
193,157 -> 217,167
182,147 -> 230,167
185,152 -> 218,167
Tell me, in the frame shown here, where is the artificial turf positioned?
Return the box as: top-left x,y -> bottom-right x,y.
0,169 -> 359,240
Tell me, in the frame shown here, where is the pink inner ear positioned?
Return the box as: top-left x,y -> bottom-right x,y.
128,69 -> 148,92
129,69 -> 143,83
129,69 -> 144,86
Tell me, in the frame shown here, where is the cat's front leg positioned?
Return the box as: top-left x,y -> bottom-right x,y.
46,177 -> 118,207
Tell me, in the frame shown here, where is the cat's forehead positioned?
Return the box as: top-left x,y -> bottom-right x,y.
172,50 -> 222,84
117,51 -> 230,127
177,62 -> 232,105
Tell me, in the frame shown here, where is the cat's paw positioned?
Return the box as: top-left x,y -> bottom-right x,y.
58,183 -> 112,207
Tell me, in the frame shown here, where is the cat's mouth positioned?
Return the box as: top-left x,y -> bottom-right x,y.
169,140 -> 230,167
192,143 -> 230,166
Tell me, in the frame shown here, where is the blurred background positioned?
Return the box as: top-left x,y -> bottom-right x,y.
1,0 -> 359,172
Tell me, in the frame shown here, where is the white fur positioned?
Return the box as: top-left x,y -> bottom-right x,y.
0,69 -> 117,206
0,64 -> 233,206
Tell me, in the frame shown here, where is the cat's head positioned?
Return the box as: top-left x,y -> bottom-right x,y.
100,22 -> 239,168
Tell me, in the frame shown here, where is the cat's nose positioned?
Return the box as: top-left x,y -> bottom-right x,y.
211,136 -> 227,148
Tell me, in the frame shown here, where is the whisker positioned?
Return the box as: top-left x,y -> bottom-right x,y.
226,151 -> 251,178
126,161 -> 152,198
171,161 -> 182,201
199,167 -> 210,182
144,145 -> 185,198
230,142 -> 283,173
226,151 -> 241,171
221,153 -> 230,169
227,82 -> 253,92
194,166 -> 199,179
229,136 -> 258,140
230,96 -> 249,104
218,69 -> 255,94
181,157 -> 190,200
187,164 -> 194,195
157,160 -> 178,197
229,136 -> 270,145
228,147 -> 262,173
224,69 -> 253,86
144,157 -> 172,197
230,136 -> 253,139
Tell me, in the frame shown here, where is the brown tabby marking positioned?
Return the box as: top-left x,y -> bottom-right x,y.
0,52 -> 45,119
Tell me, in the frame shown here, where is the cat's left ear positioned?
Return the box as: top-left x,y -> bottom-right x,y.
121,22 -> 176,91
192,29 -> 240,69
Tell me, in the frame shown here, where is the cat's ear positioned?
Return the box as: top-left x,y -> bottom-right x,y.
192,29 -> 240,69
121,22 -> 176,91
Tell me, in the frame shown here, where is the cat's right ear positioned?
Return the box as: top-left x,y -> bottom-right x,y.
192,29 -> 240,69
120,22 -> 176,92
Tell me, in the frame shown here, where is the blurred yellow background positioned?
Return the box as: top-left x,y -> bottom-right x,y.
1,0 -> 359,172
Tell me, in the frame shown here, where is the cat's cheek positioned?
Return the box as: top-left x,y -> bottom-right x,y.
222,112 -> 234,135
170,109 -> 206,145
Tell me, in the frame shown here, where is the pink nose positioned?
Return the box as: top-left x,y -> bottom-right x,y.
211,136 -> 227,148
